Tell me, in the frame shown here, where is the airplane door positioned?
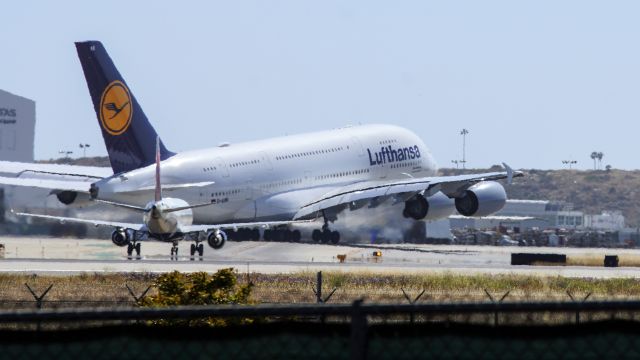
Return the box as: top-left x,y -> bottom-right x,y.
350,137 -> 365,157
216,157 -> 229,177
372,163 -> 389,180
260,152 -> 273,171
245,180 -> 253,200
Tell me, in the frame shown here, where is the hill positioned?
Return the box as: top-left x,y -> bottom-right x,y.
440,167 -> 640,227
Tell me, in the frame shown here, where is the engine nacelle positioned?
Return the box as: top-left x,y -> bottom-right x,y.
207,229 -> 227,249
111,228 -> 130,247
55,191 -> 92,207
403,192 -> 456,221
455,181 -> 507,217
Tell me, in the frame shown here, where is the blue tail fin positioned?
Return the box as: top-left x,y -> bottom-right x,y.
75,41 -> 174,174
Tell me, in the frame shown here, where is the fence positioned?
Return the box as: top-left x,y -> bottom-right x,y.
3,300 -> 640,359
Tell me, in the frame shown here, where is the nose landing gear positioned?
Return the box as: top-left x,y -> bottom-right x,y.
126,242 -> 142,259
170,242 -> 179,260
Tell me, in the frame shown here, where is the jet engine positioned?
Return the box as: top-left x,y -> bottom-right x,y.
403,194 -> 429,220
111,228 -> 130,247
55,191 -> 92,207
207,229 -> 227,249
403,192 -> 456,220
454,181 -> 507,217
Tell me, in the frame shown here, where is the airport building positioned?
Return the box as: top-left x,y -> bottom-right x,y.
0,90 -> 35,162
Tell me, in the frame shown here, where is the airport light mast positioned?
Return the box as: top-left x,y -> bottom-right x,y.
460,128 -> 469,169
79,143 -> 90,157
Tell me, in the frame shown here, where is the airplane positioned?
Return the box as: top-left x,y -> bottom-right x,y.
0,41 -> 523,259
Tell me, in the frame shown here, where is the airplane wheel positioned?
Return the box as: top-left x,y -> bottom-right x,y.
190,243 -> 196,256
321,229 -> 331,244
127,244 -> 134,258
263,229 -> 272,241
330,231 -> 340,244
135,243 -> 141,258
252,228 -> 260,241
197,243 -> 204,257
292,230 -> 301,242
312,229 -> 321,242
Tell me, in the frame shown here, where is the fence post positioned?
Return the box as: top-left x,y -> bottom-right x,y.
484,289 -> 510,326
311,271 -> 338,304
401,288 -> 426,323
316,271 -> 322,303
350,299 -> 367,360
25,283 -> 53,309
567,291 -> 592,324
126,284 -> 152,306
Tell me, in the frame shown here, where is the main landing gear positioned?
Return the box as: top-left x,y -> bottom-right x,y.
312,210 -> 341,244
312,226 -> 341,244
190,241 -> 204,261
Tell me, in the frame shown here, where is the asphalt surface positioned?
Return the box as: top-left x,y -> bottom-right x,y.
0,235 -> 638,278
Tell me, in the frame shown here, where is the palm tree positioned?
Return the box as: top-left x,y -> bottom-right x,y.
596,152 -> 604,170
590,152 -> 598,170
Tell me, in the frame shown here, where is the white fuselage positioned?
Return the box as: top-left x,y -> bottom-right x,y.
93,124 -> 439,224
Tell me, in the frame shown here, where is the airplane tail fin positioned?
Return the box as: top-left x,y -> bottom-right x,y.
75,41 -> 174,174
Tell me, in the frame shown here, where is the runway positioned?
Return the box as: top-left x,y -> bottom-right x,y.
0,235 -> 639,278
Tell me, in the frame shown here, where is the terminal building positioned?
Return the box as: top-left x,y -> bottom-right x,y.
0,90 -> 35,162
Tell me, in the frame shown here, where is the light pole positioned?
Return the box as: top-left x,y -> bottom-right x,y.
58,150 -> 73,159
79,143 -> 90,157
562,160 -> 577,169
460,129 -> 469,169
451,160 -> 459,169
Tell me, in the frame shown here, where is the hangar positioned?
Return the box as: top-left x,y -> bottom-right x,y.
0,89 -> 35,162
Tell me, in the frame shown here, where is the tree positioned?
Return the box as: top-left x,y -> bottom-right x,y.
590,152 -> 598,170
597,152 -> 604,170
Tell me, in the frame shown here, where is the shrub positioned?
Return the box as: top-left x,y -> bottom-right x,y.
140,268 -> 253,326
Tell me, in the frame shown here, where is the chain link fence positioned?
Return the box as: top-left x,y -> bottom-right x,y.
1,301 -> 640,358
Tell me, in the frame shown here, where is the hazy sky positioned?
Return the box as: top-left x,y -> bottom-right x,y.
2,1 -> 639,170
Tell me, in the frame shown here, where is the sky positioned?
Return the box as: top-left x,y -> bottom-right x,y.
2,1 -> 639,170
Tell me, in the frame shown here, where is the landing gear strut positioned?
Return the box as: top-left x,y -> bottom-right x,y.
312,212 -> 340,244
126,242 -> 141,260
190,241 -> 204,261
170,242 -> 179,260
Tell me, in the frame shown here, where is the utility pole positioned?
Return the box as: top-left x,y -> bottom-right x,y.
562,160 -> 577,169
460,129 -> 469,169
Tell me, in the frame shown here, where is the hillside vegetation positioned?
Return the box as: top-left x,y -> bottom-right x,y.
39,157 -> 640,227
441,167 -> 640,227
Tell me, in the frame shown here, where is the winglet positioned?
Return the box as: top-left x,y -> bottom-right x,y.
155,137 -> 162,202
502,162 -> 514,185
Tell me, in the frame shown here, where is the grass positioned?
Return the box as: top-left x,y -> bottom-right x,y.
566,254 -> 640,267
2,271 -> 640,310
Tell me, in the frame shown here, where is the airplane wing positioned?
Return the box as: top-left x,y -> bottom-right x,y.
0,176 -> 93,193
14,211 -> 313,235
178,219 -> 315,233
293,164 -> 523,219
0,161 -> 111,179
14,211 -> 144,230
0,161 -> 111,193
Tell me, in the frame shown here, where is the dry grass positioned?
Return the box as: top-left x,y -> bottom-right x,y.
566,254 -> 640,267
1,271 -> 640,310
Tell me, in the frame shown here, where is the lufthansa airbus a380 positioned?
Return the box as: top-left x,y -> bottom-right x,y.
0,41 -> 522,259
